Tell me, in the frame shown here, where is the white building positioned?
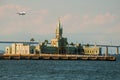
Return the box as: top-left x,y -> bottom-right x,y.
5,47 -> 11,54
83,45 -> 101,55
5,43 -> 30,54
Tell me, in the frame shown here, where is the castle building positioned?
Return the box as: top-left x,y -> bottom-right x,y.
51,18 -> 67,53
40,18 -> 84,54
5,18 -> 101,55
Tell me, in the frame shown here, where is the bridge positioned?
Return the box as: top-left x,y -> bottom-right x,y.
0,41 -> 120,55
88,44 -> 120,47
0,41 -> 39,44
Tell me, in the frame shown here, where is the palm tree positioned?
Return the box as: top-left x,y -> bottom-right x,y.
70,42 -> 74,46
85,43 -> 89,47
30,38 -> 35,42
44,40 -> 48,44
44,39 -> 48,45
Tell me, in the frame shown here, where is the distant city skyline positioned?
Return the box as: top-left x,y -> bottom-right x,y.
0,0 -> 120,46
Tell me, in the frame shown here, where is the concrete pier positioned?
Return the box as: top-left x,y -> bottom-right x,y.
0,54 -> 116,61
116,47 -> 119,55
105,47 -> 108,56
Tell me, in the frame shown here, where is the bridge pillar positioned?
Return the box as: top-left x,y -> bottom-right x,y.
116,47 -> 119,55
105,47 -> 108,56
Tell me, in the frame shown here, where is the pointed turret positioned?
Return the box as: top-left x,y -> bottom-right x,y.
56,17 -> 63,39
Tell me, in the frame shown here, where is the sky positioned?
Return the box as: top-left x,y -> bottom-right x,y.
0,0 -> 120,46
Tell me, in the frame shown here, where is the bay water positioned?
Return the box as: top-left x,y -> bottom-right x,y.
0,56 -> 120,80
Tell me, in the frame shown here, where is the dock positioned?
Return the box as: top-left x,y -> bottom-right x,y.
0,54 -> 116,61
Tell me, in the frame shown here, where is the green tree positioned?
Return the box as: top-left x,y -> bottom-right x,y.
70,42 -> 74,46
44,40 -> 48,44
30,38 -> 35,42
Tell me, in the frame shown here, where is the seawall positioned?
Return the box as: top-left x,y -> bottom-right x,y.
0,54 -> 116,61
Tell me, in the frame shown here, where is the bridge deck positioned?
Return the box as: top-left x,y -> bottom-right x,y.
0,41 -> 119,47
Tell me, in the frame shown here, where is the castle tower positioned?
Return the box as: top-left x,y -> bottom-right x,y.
56,18 -> 63,39
51,18 -> 67,49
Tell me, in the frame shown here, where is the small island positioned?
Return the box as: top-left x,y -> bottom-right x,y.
0,19 -> 116,61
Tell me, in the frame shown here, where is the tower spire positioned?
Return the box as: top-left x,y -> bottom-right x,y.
56,17 -> 63,39
58,17 -> 61,28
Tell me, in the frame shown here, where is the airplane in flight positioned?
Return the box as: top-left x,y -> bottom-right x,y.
17,11 -> 26,15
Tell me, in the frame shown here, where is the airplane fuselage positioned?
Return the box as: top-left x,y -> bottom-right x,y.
17,11 -> 26,15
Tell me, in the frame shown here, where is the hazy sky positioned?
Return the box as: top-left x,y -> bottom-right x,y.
0,0 -> 120,45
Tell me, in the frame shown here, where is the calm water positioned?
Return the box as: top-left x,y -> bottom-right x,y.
0,56 -> 120,80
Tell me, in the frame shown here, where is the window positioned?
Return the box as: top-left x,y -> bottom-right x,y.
96,51 -> 97,53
